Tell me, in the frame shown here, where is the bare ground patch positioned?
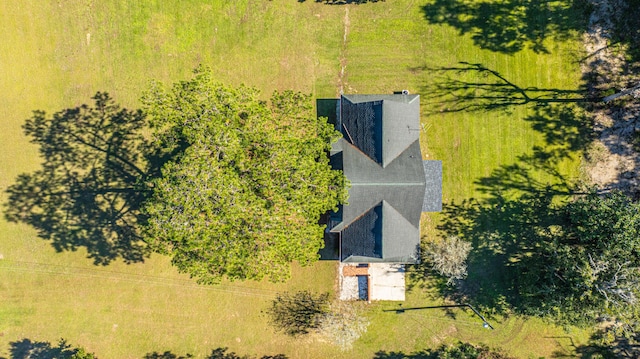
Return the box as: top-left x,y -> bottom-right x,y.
582,0 -> 640,196
337,7 -> 350,96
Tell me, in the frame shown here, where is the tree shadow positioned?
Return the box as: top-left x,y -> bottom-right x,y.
144,352 -> 193,359
410,190 -> 565,315
313,0 -> 385,4
206,348 -> 288,359
4,93 -> 166,265
373,342 -> 515,358
558,328 -> 640,358
431,151 -> 585,314
443,191 -> 566,315
420,61 -> 640,196
410,102 -> 595,315
420,62 -> 594,114
3,338 -> 92,359
609,0 -> 640,63
525,104 -> 594,151
421,0 -> 591,54
1,343 -> 288,359
372,350 -> 431,359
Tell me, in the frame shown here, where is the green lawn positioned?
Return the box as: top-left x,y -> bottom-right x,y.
1,0 -> 593,358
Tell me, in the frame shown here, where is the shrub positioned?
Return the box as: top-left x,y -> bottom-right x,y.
425,236 -> 472,284
265,291 -> 329,336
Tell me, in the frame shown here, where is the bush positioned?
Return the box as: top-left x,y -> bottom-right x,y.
425,236 -> 472,284
318,302 -> 369,350
265,291 -> 329,336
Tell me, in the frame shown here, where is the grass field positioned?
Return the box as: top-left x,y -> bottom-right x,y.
1,0 -> 593,358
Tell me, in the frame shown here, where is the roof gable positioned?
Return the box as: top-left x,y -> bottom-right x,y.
340,99 -> 382,164
340,94 -> 420,167
381,99 -> 421,167
340,203 -> 383,261
340,201 -> 420,263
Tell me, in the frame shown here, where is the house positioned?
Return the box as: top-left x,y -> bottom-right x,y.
327,93 -> 443,265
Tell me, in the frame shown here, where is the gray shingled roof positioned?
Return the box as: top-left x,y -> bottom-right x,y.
422,160 -> 443,212
330,94 -> 442,264
340,94 -> 420,167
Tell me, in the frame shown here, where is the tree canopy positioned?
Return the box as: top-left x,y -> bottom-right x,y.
432,188 -> 640,328
519,191 -> 640,326
141,68 -> 347,283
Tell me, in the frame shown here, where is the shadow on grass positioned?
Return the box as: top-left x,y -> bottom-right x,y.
2,338 -> 93,359
372,350 -> 431,359
409,172 -> 577,315
308,0 -> 385,4
144,352 -> 193,359
420,62 -> 595,114
551,329 -> 640,358
3,93 -> 169,265
144,348 -> 288,359
471,104 -> 594,195
574,343 -> 640,358
421,0 -> 591,54
436,191 -> 563,315
373,342 -> 516,358
408,102 -> 594,316
420,61 -> 640,193
610,0 -> 640,62
0,342 -> 289,359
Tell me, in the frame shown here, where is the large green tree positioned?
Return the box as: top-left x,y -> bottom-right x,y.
141,67 -> 347,283
432,188 -> 640,327
519,191 -> 640,325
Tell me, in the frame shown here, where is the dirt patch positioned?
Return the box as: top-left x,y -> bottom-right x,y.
337,7 -> 350,96
582,0 -> 640,195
